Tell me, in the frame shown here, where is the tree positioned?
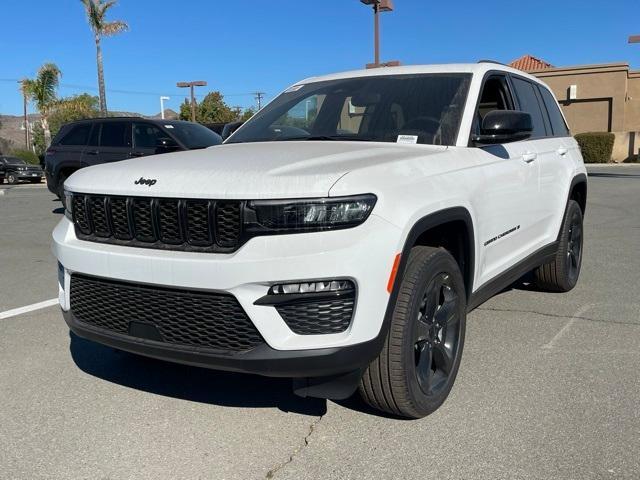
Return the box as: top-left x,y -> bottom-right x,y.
179,91 -> 236,123
21,63 -> 62,148
240,108 -> 255,122
31,94 -> 100,155
80,0 -> 128,115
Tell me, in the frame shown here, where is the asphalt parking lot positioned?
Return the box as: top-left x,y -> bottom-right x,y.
1,166 -> 639,480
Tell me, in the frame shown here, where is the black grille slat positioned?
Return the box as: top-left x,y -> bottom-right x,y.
132,198 -> 156,242
216,202 -> 242,247
186,200 -> 213,246
89,196 -> 110,237
70,274 -> 264,353
72,195 -> 91,235
72,194 -> 243,252
277,297 -> 355,335
158,199 -> 183,244
110,197 -> 132,240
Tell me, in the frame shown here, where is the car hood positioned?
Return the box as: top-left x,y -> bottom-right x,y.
65,141 -> 449,199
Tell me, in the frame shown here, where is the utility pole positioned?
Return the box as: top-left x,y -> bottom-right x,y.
360,0 -> 395,68
254,92 -> 266,110
177,81 -> 207,122
18,81 -> 29,149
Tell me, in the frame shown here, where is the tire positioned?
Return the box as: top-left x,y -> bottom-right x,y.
7,173 -> 18,185
359,246 -> 467,419
56,173 -> 68,208
534,200 -> 584,292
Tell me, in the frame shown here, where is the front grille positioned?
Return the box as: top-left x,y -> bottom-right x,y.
276,296 -> 355,335
71,194 -> 244,252
70,274 -> 264,353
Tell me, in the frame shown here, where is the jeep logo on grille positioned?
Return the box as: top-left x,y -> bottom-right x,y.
134,177 -> 157,187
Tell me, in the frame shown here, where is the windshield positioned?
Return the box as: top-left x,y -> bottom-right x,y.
228,73 -> 471,146
167,122 -> 222,149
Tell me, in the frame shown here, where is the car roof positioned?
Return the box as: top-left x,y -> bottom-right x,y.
64,117 -> 199,126
293,62 -> 544,87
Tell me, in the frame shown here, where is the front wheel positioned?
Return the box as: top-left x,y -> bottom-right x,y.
359,246 -> 466,419
7,173 -> 18,185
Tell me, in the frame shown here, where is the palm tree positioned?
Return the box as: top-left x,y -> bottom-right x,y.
21,63 -> 62,148
80,0 -> 128,115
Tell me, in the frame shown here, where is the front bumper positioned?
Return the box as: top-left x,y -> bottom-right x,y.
53,214 -> 401,357
63,308 -> 380,378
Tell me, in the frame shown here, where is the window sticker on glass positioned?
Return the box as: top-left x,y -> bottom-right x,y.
397,135 -> 418,144
164,125 -> 174,129
284,85 -> 304,93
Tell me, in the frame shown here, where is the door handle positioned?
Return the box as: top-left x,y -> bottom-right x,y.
129,152 -> 145,157
85,150 -> 98,155
522,152 -> 537,163
557,147 -> 568,156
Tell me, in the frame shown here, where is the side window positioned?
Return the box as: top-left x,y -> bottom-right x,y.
58,124 -> 91,146
511,77 -> 548,138
538,86 -> 570,136
88,123 -> 100,146
474,75 -> 514,135
99,122 -> 131,148
134,123 -> 167,148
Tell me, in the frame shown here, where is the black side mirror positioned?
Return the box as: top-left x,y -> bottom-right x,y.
221,121 -> 244,141
474,110 -> 532,145
156,137 -> 179,150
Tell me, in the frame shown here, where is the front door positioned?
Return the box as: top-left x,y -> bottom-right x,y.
469,74 -> 543,288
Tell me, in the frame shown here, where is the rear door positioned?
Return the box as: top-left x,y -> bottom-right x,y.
510,76 -> 571,246
535,84 -> 576,239
82,121 -> 133,166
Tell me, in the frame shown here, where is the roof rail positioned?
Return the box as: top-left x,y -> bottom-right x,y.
477,59 -> 507,66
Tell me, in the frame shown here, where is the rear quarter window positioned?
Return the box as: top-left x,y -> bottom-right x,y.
58,124 -> 92,146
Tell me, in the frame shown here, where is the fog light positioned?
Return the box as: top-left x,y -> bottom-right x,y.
268,280 -> 354,295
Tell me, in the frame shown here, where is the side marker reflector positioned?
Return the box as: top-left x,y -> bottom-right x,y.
387,253 -> 402,293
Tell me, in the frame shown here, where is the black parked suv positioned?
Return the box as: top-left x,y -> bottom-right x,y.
0,156 -> 44,184
45,117 -> 222,201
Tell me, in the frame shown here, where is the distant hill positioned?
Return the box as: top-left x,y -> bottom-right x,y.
0,109 -> 180,154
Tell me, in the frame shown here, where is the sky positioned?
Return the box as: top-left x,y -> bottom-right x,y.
2,0 -> 640,116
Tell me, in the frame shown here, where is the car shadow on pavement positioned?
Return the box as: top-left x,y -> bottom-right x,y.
52,207 -> 64,214
69,332 -> 327,417
588,172 -> 640,178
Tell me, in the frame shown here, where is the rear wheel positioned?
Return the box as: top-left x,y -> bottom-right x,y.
359,246 -> 466,419
534,200 -> 583,292
7,173 -> 18,185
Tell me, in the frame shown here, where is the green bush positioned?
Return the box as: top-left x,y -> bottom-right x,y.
574,132 -> 615,163
10,149 -> 40,165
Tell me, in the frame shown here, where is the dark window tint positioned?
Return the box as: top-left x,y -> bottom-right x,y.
168,123 -> 222,149
99,122 -> 131,148
511,77 -> 547,138
59,124 -> 91,146
134,123 -> 167,148
538,86 -> 570,136
88,123 -> 100,146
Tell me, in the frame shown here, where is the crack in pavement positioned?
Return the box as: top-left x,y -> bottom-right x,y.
476,306 -> 640,327
265,414 -> 324,479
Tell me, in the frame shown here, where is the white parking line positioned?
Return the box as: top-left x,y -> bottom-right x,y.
0,299 -> 58,320
541,303 -> 594,350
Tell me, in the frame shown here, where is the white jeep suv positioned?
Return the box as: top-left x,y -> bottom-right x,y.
53,63 -> 586,418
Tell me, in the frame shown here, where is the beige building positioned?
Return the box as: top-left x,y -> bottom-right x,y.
510,55 -> 640,161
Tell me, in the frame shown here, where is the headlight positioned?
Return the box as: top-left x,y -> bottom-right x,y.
64,190 -> 74,221
247,194 -> 376,232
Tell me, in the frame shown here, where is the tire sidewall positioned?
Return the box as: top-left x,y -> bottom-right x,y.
563,201 -> 584,289
399,250 -> 467,415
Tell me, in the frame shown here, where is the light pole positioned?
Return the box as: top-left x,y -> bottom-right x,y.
159,96 -> 170,119
177,81 -> 207,122
360,0 -> 394,68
